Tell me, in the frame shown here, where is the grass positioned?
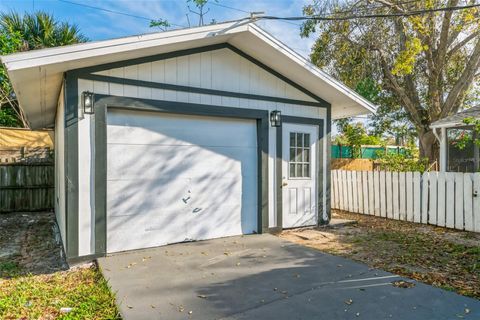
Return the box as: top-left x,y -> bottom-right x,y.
0,265 -> 120,319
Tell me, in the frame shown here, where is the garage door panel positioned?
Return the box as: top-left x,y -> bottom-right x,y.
107,179 -> 188,215
188,203 -> 257,241
107,213 -> 187,252
108,110 -> 256,147
188,176 -> 257,206
107,144 -> 256,180
106,110 -> 258,253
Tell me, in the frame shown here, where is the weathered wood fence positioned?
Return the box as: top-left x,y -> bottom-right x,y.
331,170 -> 480,232
0,163 -> 54,213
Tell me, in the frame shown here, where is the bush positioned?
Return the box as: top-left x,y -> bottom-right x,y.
375,153 -> 429,172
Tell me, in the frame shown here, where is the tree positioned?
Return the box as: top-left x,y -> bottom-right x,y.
334,122 -> 383,158
301,1 -> 480,162
0,11 -> 86,127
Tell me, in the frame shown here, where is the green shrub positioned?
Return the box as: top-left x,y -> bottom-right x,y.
376,153 -> 429,172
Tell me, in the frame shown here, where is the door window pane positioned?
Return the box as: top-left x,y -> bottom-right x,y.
296,164 -> 303,177
288,131 -> 312,178
297,133 -> 303,147
289,164 -> 296,178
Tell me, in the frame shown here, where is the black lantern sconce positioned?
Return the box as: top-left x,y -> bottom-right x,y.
270,110 -> 281,127
82,91 -> 95,114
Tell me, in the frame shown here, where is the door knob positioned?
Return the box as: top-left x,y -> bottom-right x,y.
282,181 -> 288,187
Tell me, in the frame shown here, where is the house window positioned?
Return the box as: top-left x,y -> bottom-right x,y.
289,132 -> 311,178
447,127 -> 478,172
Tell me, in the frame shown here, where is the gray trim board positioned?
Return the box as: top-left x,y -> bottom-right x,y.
94,105 -> 107,254
64,73 -> 79,259
81,73 -> 323,108
92,94 -> 269,255
276,116 -> 326,229
325,108 -> 332,223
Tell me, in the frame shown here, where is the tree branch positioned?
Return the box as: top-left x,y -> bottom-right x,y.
441,38 -> 480,118
447,31 -> 480,59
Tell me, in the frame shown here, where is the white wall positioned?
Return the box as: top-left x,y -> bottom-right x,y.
54,84 -> 66,250
76,47 -> 328,256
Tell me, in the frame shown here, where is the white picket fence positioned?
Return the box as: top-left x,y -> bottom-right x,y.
331,170 -> 480,232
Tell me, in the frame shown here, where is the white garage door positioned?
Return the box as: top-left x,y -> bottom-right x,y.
106,109 -> 258,253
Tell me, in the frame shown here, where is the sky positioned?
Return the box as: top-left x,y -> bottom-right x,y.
0,0 -> 316,57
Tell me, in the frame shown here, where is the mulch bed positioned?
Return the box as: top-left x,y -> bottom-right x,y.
0,211 -> 67,277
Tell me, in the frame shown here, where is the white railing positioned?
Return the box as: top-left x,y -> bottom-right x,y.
331,170 -> 480,232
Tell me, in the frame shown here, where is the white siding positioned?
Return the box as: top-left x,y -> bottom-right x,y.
75,48 -> 327,255
54,85 -> 66,249
94,48 -> 317,104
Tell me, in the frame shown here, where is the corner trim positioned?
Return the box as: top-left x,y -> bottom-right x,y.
64,73 -> 79,259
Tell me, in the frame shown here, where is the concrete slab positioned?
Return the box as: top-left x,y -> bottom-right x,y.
98,234 -> 479,320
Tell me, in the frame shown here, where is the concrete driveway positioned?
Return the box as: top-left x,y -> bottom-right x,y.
98,234 -> 479,319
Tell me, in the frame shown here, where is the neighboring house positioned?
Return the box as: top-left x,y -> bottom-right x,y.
1,22 -> 375,263
431,106 -> 480,172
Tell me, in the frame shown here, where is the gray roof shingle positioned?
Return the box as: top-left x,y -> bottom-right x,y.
430,106 -> 480,128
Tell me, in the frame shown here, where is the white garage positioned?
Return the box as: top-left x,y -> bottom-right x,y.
106,110 -> 258,253
2,21 -> 376,262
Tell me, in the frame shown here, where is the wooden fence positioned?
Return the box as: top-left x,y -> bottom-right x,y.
331,170 -> 480,232
0,163 -> 54,213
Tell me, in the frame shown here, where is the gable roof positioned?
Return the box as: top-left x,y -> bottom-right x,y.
430,106 -> 480,129
1,21 -> 376,129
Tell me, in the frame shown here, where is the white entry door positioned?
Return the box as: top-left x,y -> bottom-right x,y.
282,123 -> 318,228
106,109 -> 258,253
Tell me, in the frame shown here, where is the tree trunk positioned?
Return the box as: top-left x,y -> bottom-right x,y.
418,129 -> 439,164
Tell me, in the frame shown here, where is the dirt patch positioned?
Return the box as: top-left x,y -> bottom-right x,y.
0,211 -> 67,276
280,210 -> 480,299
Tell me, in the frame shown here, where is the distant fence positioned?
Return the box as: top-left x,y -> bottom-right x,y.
331,159 -> 373,171
0,147 -> 52,163
332,145 -> 406,159
331,170 -> 480,232
0,163 -> 54,213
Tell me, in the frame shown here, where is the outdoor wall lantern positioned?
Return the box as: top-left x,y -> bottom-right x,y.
82,91 -> 95,114
270,110 -> 281,127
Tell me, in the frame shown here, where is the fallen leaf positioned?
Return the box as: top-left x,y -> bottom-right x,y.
345,299 -> 353,305
391,280 -> 415,288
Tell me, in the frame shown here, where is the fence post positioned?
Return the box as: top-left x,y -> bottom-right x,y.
446,173 -> 455,229
406,172 -> 414,222
464,173 -> 474,231
399,172 -> 406,220
474,173 -> 480,232
413,172 -> 421,223
362,171 -> 368,214
454,173 -> 464,230
368,171 -> 374,215
392,171 -> 400,220
429,172 -> 438,226
437,172 -> 446,227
